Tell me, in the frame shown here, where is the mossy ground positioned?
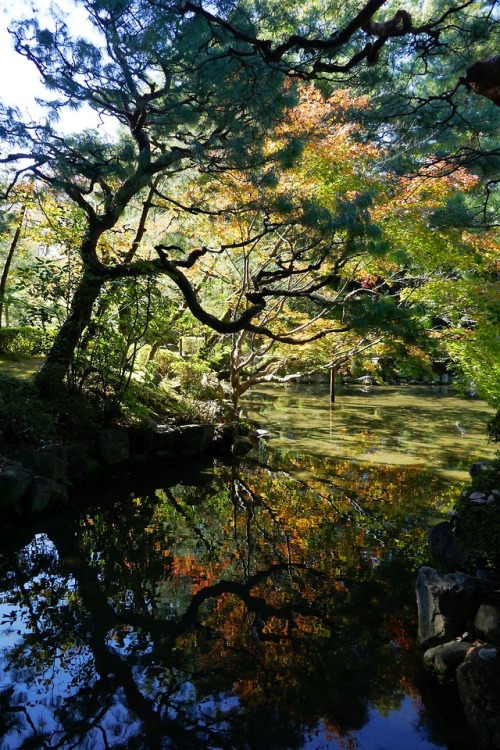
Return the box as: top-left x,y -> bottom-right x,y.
0,356 -> 46,379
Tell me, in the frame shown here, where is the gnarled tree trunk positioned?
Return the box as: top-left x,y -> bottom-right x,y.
35,269 -> 105,396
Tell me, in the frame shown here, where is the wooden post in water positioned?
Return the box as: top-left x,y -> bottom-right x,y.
329,366 -> 336,403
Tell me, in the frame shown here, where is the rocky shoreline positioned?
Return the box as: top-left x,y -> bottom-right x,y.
417,463 -> 500,750
0,420 -> 253,521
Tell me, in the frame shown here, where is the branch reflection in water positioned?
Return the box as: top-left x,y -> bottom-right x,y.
0,385 -> 491,749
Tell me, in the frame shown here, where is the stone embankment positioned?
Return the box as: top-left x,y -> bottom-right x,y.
416,465 -> 500,749
0,421 -> 251,520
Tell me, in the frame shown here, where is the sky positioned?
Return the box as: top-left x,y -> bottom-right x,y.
0,0 -> 114,135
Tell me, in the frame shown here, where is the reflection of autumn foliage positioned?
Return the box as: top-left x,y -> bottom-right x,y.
0,451 -> 459,749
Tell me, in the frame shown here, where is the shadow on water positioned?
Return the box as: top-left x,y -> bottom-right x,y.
0,385 -> 494,749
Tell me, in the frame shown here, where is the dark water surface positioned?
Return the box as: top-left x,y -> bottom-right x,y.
0,386 -> 495,749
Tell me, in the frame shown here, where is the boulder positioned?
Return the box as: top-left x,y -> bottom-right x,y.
428,521 -> 468,568
212,422 -> 241,453
177,424 -> 214,457
152,425 -> 179,454
95,427 -> 130,466
473,604 -> 500,646
65,444 -> 100,484
26,477 -> 68,514
0,464 -> 34,511
468,491 -> 487,505
128,424 -> 156,455
423,640 -> 473,682
457,645 -> 500,749
416,567 -> 481,649
469,461 -> 492,478
232,435 -> 254,455
13,444 -> 67,481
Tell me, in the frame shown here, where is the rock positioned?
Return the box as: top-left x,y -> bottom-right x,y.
66,444 -> 100,484
469,461 -> 492,478
457,645 -> 500,749
423,640 -> 473,682
469,491 -> 487,504
475,570 -> 500,597
95,427 -> 130,465
177,424 -> 214,457
354,375 -> 377,385
429,521 -> 468,568
0,464 -> 34,511
474,604 -> 500,646
26,477 -> 68,514
13,444 -> 67,481
487,495 -> 496,506
492,489 -> 500,500
232,436 -> 254,455
152,425 -> 180,453
128,424 -> 156,455
212,422 -> 241,453
416,567 -> 481,649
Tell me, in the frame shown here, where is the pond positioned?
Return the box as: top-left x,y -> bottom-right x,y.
244,384 -> 497,481
0,385 -> 496,750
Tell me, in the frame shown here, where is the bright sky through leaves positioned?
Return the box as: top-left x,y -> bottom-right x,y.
0,0 -> 115,134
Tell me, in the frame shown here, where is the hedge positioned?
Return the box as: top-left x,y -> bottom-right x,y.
0,327 -> 56,356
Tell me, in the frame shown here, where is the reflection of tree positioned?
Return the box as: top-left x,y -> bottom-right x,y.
0,454 -> 442,749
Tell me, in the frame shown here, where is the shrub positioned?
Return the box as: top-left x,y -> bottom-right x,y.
488,410 -> 500,443
0,327 -> 56,357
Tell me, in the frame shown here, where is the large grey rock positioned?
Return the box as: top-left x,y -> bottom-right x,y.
129,424 -> 156,455
13,444 -> 67,481
416,566 -> 481,649
26,477 -> 68,514
0,464 -> 34,511
177,424 -> 214,457
457,646 -> 500,749
469,461 -> 492,478
96,427 -> 130,465
429,521 -> 468,568
423,640 -> 473,682
474,604 -> 500,646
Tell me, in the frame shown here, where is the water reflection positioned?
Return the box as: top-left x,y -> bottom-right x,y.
0,441 -> 477,749
244,384 -> 496,479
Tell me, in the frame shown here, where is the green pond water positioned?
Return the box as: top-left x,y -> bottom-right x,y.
0,385 -> 496,749
244,384 -> 497,481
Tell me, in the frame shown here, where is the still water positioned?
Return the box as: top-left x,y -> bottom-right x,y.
244,384 -> 497,481
0,385 -> 496,750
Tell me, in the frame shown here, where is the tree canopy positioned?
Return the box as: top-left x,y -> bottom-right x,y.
0,0 -> 498,407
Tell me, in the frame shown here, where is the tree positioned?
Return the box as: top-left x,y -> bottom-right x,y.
0,0 -> 497,396
0,181 -> 35,328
